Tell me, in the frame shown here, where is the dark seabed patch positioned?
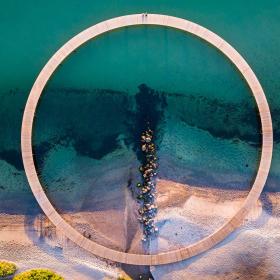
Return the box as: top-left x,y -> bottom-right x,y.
0,149 -> 23,170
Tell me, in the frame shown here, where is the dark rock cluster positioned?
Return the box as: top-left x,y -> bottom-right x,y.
137,127 -> 159,242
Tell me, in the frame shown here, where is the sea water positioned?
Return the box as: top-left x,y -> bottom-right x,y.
0,1 -> 279,216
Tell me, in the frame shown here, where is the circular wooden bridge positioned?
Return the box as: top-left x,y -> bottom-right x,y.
21,14 -> 273,265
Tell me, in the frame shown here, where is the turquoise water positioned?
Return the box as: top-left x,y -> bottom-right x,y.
0,1 -> 280,213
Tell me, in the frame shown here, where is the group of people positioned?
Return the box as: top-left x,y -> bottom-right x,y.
142,12 -> 148,19
137,128 -> 159,242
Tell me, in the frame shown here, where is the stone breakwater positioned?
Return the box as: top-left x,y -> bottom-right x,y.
136,127 -> 159,242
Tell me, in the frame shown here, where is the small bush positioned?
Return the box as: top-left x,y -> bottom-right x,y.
13,269 -> 64,280
0,261 -> 17,277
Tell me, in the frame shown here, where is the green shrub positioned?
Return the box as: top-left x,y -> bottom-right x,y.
0,261 -> 17,277
13,269 -> 64,280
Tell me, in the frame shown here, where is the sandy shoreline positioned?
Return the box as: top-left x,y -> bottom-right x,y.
1,180 -> 280,279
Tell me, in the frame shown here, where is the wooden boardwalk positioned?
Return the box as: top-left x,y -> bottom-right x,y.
21,14 -> 273,265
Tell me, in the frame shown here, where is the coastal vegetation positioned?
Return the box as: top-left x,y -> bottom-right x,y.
13,269 -> 64,280
0,261 -> 17,278
117,275 -> 132,280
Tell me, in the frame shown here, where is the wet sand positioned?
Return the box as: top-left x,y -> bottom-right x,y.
1,180 -> 280,279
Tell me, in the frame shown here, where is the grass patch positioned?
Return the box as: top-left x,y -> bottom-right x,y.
0,261 -> 17,277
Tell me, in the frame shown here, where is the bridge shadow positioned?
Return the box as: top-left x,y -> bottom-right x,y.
24,214 -> 65,262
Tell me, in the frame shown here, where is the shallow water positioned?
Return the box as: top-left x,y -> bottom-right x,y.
0,1 -> 279,214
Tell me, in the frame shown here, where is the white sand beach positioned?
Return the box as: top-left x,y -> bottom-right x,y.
1,179 -> 280,279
